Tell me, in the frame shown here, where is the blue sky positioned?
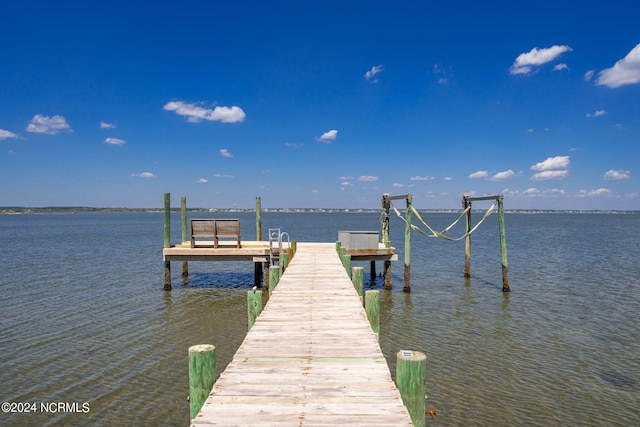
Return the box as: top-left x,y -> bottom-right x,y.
1,1 -> 639,210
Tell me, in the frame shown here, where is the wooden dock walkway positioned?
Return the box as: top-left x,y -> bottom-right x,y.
191,242 -> 413,426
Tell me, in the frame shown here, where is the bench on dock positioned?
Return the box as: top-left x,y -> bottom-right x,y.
214,219 -> 241,248
190,219 -> 241,248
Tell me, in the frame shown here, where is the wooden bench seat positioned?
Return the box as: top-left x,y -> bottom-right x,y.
214,219 -> 241,248
190,219 -> 241,248
190,219 -> 216,248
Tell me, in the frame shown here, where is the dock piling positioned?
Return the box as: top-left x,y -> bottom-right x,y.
268,265 -> 279,296
464,198 -> 471,278
462,194 -> 510,292
247,289 -> 263,330
255,196 -> 262,241
181,197 -> 188,278
396,350 -> 426,427
189,344 -> 216,420
403,195 -> 412,292
352,266 -> 364,303
365,289 -> 380,338
163,193 -> 171,290
498,196 -> 510,292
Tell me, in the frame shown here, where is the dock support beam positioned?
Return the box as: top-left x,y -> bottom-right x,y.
396,350 -> 426,427
163,193 -> 171,290
189,344 -> 216,421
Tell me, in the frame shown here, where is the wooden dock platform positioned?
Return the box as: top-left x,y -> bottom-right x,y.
191,242 -> 413,426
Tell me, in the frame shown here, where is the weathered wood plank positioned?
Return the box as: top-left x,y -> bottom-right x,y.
191,243 -> 412,426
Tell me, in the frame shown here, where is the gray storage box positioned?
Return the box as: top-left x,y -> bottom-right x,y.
338,231 -> 380,250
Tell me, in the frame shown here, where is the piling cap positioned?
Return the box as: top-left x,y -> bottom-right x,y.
189,344 -> 215,354
397,350 -> 426,361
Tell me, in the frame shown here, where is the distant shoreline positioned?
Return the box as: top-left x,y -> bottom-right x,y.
1,207 -> 638,215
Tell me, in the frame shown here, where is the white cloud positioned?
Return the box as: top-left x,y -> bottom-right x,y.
104,137 -> 126,146
490,170 -> 521,181
410,176 -> 434,181
510,45 -> 572,75
544,188 -> 568,196
586,109 -> 607,118
197,178 -> 208,183
220,148 -> 233,158
26,114 -> 72,135
596,43 -> 640,88
433,64 -> 453,84
0,129 -> 18,140
393,183 -> 404,188
100,121 -> 116,129
530,155 -> 570,171
358,175 -> 378,182
603,169 -> 630,180
554,63 -> 569,71
317,129 -> 338,143
213,173 -> 234,178
468,170 -> 489,179
132,172 -> 156,178
364,65 -> 384,81
584,70 -> 595,81
443,176 -> 453,181
530,170 -> 569,181
285,142 -> 302,148
163,101 -> 246,123
341,181 -> 354,186
578,188 -> 613,197
339,175 -> 355,180
312,189 -> 319,193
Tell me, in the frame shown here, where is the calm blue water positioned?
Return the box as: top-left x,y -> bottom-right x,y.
0,211 -> 638,426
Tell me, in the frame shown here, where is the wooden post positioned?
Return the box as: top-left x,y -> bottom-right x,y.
254,262 -> 263,288
181,197 -> 188,277
352,266 -> 364,302
396,350 -> 426,427
384,261 -> 392,290
365,290 -> 380,337
343,253 -> 351,278
464,197 -> 471,278
381,194 -> 393,289
291,241 -> 297,258
268,266 -> 279,296
498,196 -> 510,292
163,193 -> 171,290
370,261 -> 376,280
255,196 -> 262,241
247,289 -> 263,331
381,194 -> 391,248
279,252 -> 288,274
403,195 -> 412,292
189,344 -> 216,420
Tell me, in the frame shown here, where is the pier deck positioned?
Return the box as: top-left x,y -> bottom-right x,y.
191,242 -> 413,426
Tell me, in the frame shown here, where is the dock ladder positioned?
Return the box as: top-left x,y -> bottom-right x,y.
268,228 -> 289,266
